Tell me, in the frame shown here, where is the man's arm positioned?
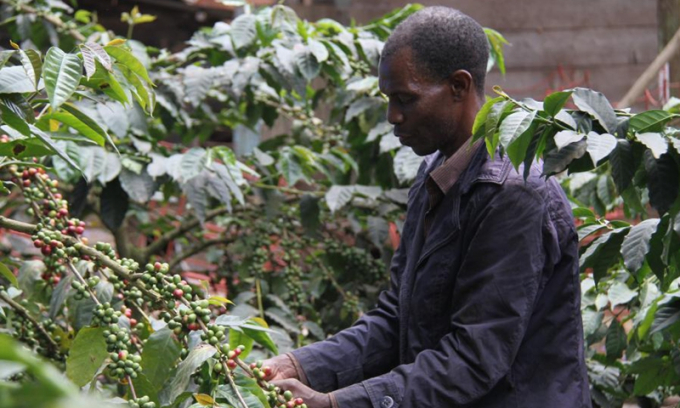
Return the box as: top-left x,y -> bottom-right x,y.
331,181 -> 554,407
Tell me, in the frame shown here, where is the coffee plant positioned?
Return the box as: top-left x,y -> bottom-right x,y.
14,1 -> 680,408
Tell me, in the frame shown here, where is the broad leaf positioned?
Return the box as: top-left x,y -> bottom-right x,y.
0,66 -> 39,94
472,96 -> 503,137
629,110 -> 672,133
66,327 -> 108,387
231,14 -> 258,50
609,139 -> 636,193
97,151 -> 122,184
543,91 -> 572,117
50,111 -> 105,146
184,174 -> 209,223
49,274 -> 73,320
554,130 -> 584,150
571,87 -> 618,134
393,146 -> 423,184
215,382 -> 265,408
644,150 -> 679,216
141,327 -> 182,390
104,45 -> 152,85
19,49 -> 42,91
300,195 -> 321,236
180,148 -> 207,182
0,104 -> 30,136
295,47 -> 321,81
0,262 -> 17,287
605,318 -> 626,360
29,125 -> 81,171
586,132 -> 617,166
651,301 -> 680,335
621,218 -> 660,273
119,168 -> 155,203
159,344 -> 216,406
43,47 -> 83,111
607,282 -> 637,308
542,139 -> 587,177
499,110 -> 536,149
580,227 -> 630,284
637,133 -> 668,159
100,178 -> 129,231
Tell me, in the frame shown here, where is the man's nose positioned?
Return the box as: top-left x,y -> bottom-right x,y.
386,104 -> 404,125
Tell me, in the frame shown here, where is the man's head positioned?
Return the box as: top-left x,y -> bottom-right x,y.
378,7 -> 489,157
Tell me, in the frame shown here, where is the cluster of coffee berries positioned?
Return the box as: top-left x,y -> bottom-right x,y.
71,276 -> 99,300
249,360 -> 272,380
218,343 -> 245,370
94,242 -> 117,261
92,303 -> 122,326
200,324 -> 226,346
128,396 -> 156,408
265,384 -> 307,408
324,240 -> 386,284
107,349 -> 142,381
165,299 -> 212,335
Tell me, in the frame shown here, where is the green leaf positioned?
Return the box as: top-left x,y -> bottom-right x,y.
651,301 -> 680,335
65,327 -> 108,387
580,227 -> 630,284
582,309 -> 603,337
300,195 -> 321,236
472,96 -> 503,138
230,14 -> 258,50
0,66 -> 38,94
120,65 -> 154,112
295,48 -> 321,81
119,168 -> 155,203
634,367 -> 664,396
637,133 -> 668,159
605,318 -> 626,360
586,132 -> 617,166
215,382 -> 265,408
81,63 -> 129,105
242,319 -> 278,355
485,100 -> 512,154
542,139 -> 587,177
629,110 -> 672,133
644,150 -> 679,216
0,51 -> 14,70
499,109 -> 536,149
578,224 -> 606,242
49,274 -> 73,320
0,103 -> 30,136
1,94 -> 34,124
104,45 -> 152,85
141,327 -> 181,390
180,148 -> 207,182
506,122 -> 536,170
43,47 -> 83,111
97,151 -> 122,184
0,262 -> 17,287
49,111 -> 105,146
485,27 -> 509,75
18,49 -> 42,91
543,91 -> 572,117
100,178 -> 129,230
228,328 -> 254,359
571,87 -> 618,134
393,146 -> 423,184
554,130 -> 584,150
277,148 -> 304,186
213,163 -> 244,205
159,344 -> 216,406
607,282 -> 637,308
621,218 -> 660,274
183,174 -> 209,223
234,374 -> 269,407
609,139 -> 636,193
29,125 -> 81,171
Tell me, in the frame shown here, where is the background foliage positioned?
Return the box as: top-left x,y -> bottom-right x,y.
2,1 -> 680,408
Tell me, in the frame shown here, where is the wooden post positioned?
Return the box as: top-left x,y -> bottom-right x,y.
659,0 -> 680,97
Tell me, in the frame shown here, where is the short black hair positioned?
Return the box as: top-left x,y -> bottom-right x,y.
382,7 -> 489,97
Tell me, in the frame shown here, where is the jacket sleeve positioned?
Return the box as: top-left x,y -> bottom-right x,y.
332,181 -> 552,407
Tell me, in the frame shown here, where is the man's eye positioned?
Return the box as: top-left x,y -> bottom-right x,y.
397,95 -> 413,104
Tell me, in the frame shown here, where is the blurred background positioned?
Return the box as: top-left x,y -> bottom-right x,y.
81,0 -> 665,109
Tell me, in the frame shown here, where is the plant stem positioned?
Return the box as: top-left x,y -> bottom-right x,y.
66,262 -> 101,306
127,375 -> 138,400
252,182 -> 324,197
255,278 -> 265,320
168,237 -> 236,271
0,291 -> 60,354
127,24 -> 134,40
0,0 -> 86,41
224,362 -> 249,408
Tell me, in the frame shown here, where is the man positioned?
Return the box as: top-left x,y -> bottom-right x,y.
264,7 -> 591,408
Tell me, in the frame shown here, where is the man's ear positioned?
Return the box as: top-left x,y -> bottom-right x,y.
448,70 -> 473,101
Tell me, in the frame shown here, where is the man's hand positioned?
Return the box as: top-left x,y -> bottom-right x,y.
271,379 -> 332,408
261,353 -> 298,381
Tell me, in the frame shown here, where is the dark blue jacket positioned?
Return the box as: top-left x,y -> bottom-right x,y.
292,146 -> 592,407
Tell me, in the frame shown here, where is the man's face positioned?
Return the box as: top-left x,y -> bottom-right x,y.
378,47 -> 465,157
